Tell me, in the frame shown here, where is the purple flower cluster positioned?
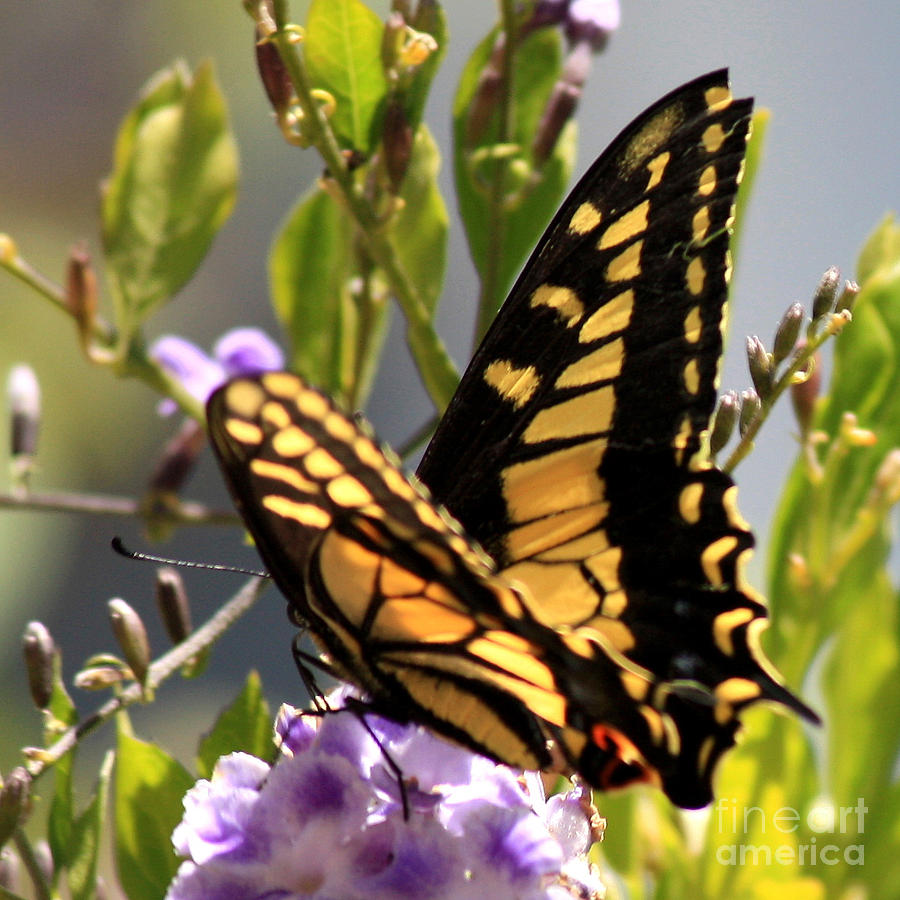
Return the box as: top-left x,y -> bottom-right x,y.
150,327 -> 284,414
166,701 -> 605,899
531,0 -> 621,48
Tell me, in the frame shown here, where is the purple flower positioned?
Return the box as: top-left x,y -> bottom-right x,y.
150,328 -> 284,415
166,700 -> 606,899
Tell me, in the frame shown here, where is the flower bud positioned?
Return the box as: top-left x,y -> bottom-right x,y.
739,389 -> 761,435
65,243 -> 97,351
382,98 -> 413,192
0,768 -> 30,847
147,418 -> 206,497
811,265 -> 841,322
746,335 -> 772,399
156,567 -> 192,645
710,391 -> 739,456
107,599 -> 151,685
836,280 -> 860,315
772,303 -> 804,366
255,28 -> 293,118
0,847 -> 20,891
790,349 -> 821,434
7,365 -> 41,483
74,666 -> 126,691
22,621 -> 55,710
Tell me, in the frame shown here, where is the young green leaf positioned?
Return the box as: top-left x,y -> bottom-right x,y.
305,0 -> 388,153
269,185 -> 356,397
66,751 -> 114,900
115,730 -> 194,900
196,670 -> 272,779
101,60 -> 238,345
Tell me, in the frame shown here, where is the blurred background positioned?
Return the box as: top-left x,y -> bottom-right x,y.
1,0 -> 898,784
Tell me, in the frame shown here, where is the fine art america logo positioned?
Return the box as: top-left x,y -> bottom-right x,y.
714,798 -> 867,866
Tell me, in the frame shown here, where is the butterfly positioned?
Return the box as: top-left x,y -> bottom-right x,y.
207,69 -> 818,809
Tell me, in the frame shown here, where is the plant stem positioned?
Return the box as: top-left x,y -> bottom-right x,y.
26,576 -> 268,782
270,19 -> 459,412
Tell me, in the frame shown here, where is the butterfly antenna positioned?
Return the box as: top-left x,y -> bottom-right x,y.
110,536 -> 268,578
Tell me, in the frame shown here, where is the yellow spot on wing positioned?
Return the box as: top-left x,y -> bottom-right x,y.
687,256 -> 706,295
692,206 -> 711,243
483,361 -> 540,409
704,84 -> 732,112
304,447 -> 344,478
683,358 -> 701,394
323,412 -> 357,442
522,385 -> 614,443
326,473 -> 373,507
722,485 -> 751,531
224,380 -> 265,417
530,284 -> 584,326
261,401 -> 291,429
251,458 -> 318,493
698,165 -> 717,196
534,525 -> 611,563
555,338 -> 624,389
600,588 -> 628,618
713,607 -> 756,656
684,305 -> 703,343
598,200 -> 650,250
702,122 -> 726,152
224,417 -> 264,446
263,494 -> 331,528
606,239 -> 643,282
272,425 -> 315,457
569,201 -> 602,234
701,536 -> 739,586
678,482 -> 704,524
579,289 -> 635,343
646,150 -> 670,190
295,389 -> 329,420
262,371 -> 302,398
714,677 -> 762,723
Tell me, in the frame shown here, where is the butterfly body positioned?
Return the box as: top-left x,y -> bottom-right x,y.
208,70 -> 817,809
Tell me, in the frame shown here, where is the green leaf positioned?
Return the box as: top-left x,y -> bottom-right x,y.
197,670 -> 271,779
101,60 -> 238,342
66,751 -> 114,900
269,185 -> 355,395
760,220 -> 900,897
115,730 -> 194,900
453,27 -> 575,334
46,650 -> 78,874
399,2 -> 448,133
856,213 -> 900,286
391,126 -> 448,316
305,0 -> 388,153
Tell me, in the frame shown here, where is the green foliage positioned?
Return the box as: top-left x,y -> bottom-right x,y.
197,670 -> 272,778
115,730 -> 193,900
305,0 -> 388,153
101,60 -> 239,352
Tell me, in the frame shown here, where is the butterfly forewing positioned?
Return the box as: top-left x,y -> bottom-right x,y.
207,372 -> 559,771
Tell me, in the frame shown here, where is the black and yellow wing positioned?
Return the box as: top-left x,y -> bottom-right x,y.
208,70 -> 817,810
417,69 -> 817,805
208,372 -> 564,772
